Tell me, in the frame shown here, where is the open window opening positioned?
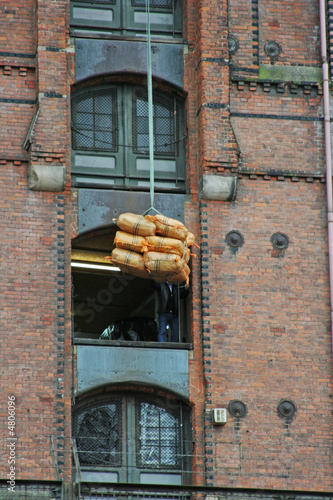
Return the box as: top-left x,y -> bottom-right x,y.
72,226 -> 190,345
72,391 -> 192,485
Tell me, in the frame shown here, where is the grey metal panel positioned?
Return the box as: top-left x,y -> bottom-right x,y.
73,470 -> 118,483
76,345 -> 189,399
78,189 -> 185,232
75,39 -> 184,88
140,473 -> 182,485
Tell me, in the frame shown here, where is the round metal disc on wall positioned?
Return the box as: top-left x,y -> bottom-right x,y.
264,41 -> 282,58
271,232 -> 289,250
226,230 -> 244,248
228,400 -> 247,418
277,400 -> 296,418
228,36 -> 239,54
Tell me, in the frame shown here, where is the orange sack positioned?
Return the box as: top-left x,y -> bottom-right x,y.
145,214 -> 188,241
152,263 -> 191,284
110,247 -> 150,279
117,213 -> 156,236
145,236 -> 186,257
186,231 -> 195,247
114,231 -> 148,254
144,251 -> 186,275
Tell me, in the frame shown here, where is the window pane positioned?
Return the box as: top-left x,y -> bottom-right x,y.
76,113 -> 93,128
132,0 -> 173,8
72,89 -> 118,152
74,128 -> 94,149
137,116 -> 149,133
95,114 -> 112,129
78,0 -> 116,4
133,91 -> 177,156
75,400 -> 122,466
95,94 -> 113,113
76,97 -> 93,113
95,132 -> 114,149
136,401 -> 181,469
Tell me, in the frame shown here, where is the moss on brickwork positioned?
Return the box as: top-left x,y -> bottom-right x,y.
259,64 -> 322,83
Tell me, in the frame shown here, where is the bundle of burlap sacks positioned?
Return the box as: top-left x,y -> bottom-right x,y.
108,212 -> 196,283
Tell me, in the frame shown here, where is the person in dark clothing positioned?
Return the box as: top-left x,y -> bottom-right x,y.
152,281 -> 189,342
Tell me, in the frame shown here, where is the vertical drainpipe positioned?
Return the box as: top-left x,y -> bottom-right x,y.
319,0 -> 333,350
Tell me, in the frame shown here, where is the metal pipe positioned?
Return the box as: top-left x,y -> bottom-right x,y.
319,0 -> 333,348
146,0 -> 155,210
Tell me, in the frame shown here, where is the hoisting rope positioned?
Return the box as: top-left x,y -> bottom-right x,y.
143,0 -> 161,217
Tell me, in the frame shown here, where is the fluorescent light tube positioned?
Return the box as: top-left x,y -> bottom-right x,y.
71,262 -> 121,272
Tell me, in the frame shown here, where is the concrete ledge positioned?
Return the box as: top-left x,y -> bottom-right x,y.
199,174 -> 238,201
28,165 -> 66,192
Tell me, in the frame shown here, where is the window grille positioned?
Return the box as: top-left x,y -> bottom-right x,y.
73,394 -> 190,481
74,399 -> 122,466
133,88 -> 178,156
132,0 -> 174,8
136,401 -> 181,469
71,84 -> 185,188
72,90 -> 118,152
78,0 -> 116,4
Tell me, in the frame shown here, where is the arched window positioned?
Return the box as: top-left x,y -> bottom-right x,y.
73,393 -> 191,484
70,0 -> 182,38
71,84 -> 185,190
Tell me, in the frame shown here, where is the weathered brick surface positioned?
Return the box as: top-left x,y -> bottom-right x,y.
200,180 -> 333,490
1,0 -> 333,495
0,165 -> 70,480
259,0 -> 320,65
0,0 -> 36,53
187,0 -> 333,493
0,0 -> 72,487
228,0 -> 258,70
228,0 -> 320,70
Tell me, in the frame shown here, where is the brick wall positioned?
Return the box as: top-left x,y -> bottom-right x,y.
200,180 -> 333,489
185,0 -> 333,492
0,0 -> 72,487
1,0 -> 333,494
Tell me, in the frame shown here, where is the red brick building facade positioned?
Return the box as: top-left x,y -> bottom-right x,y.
1,0 -> 333,498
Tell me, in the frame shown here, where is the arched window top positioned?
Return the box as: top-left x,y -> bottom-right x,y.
73,393 -> 191,484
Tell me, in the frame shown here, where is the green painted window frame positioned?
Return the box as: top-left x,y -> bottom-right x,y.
73,393 -> 191,484
70,0 -> 182,37
71,83 -> 186,190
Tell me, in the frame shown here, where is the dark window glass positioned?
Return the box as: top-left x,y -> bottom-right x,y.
75,400 -> 122,466
133,89 -> 177,156
72,89 -> 118,152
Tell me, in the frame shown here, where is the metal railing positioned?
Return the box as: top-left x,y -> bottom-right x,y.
75,484 -> 333,500
0,481 -> 62,500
